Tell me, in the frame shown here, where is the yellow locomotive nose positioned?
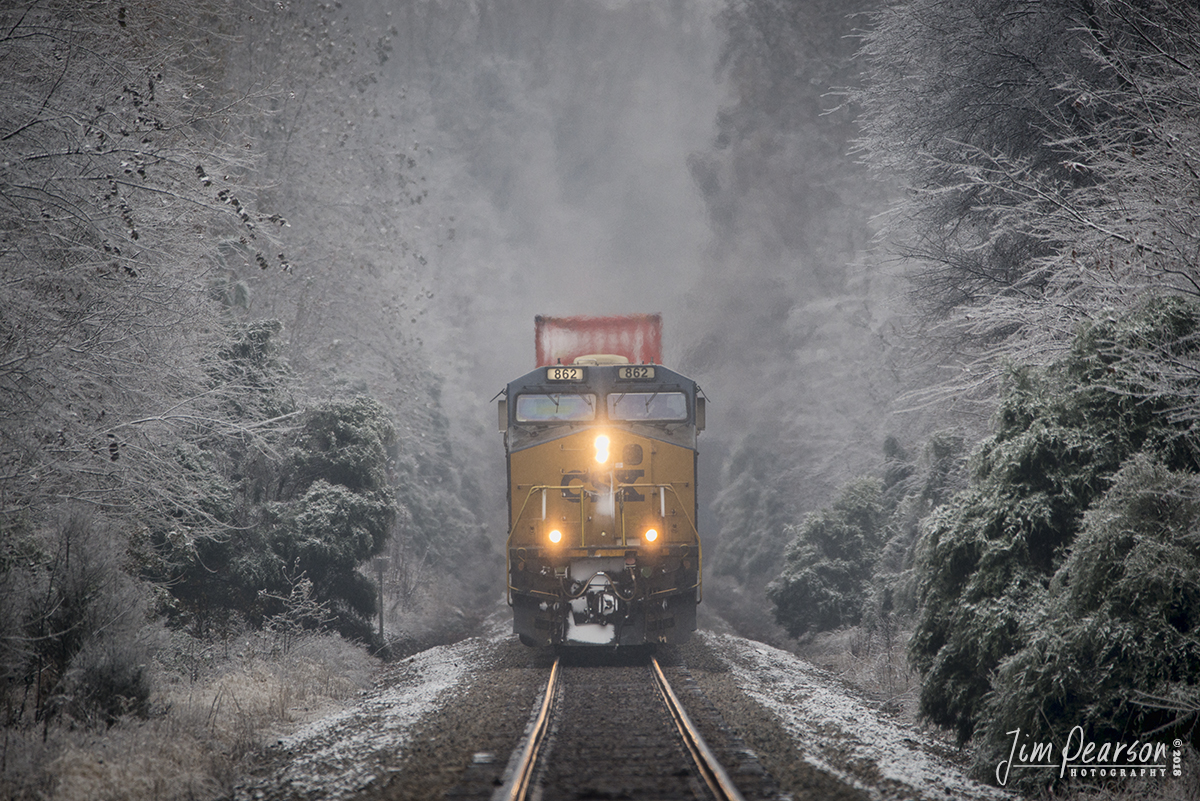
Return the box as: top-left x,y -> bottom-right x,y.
502,326 -> 702,647
594,434 -> 610,464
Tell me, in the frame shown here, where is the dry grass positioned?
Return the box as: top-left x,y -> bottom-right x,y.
793,625 -> 920,718
1,632 -> 376,801
160,633 -> 374,758
45,725 -> 229,801
1032,747 -> 1200,801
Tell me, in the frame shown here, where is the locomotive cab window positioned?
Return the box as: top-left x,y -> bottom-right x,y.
515,393 -> 597,422
607,391 -> 688,422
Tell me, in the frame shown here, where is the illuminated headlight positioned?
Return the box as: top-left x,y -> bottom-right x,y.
548,529 -> 563,544
594,434 -> 610,464
644,528 -> 658,543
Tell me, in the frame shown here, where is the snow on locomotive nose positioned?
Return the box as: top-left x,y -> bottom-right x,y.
498,314 -> 705,646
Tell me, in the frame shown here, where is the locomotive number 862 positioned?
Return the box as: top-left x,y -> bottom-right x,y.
498,316 -> 705,647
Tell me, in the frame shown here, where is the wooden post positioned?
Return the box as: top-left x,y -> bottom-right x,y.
373,556 -> 389,642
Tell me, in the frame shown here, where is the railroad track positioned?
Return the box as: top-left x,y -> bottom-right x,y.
498,655 -> 749,801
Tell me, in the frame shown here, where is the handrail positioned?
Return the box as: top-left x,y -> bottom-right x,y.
615,482 -> 703,601
505,484 -> 559,604
504,482 -> 703,603
613,482 -> 701,542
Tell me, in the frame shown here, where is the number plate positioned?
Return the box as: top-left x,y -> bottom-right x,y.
546,366 -> 585,382
617,366 -> 656,380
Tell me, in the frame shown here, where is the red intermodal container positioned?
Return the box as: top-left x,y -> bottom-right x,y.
534,313 -> 662,367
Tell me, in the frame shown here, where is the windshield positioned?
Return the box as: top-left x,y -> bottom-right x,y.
608,392 -> 688,422
515,393 -> 597,422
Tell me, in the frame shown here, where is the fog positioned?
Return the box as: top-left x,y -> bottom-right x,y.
9,2 -> 1197,789
234,0 -> 900,623
382,0 -> 728,393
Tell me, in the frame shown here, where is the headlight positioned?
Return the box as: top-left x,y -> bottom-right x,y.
644,528 -> 658,543
548,529 -> 563,544
594,434 -> 610,464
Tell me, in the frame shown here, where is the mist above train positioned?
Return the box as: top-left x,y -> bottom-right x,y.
498,314 -> 705,646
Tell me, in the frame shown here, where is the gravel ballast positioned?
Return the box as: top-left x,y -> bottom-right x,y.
236,628 -> 1010,801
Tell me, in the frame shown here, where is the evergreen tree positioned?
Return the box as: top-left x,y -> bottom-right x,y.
767,479 -> 886,637
974,455 -> 1200,788
910,297 -> 1200,744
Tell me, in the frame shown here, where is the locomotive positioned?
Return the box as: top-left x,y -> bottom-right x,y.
498,314 -> 705,646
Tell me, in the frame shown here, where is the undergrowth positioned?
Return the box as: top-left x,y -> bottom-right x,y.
791,624 -> 1200,800
0,630 -> 374,801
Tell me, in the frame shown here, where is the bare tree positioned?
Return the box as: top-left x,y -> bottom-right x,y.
858,0 -> 1200,412
0,0 -> 287,538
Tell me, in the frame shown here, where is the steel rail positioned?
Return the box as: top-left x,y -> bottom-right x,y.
500,655 -> 561,801
501,656 -> 743,801
650,656 -> 748,801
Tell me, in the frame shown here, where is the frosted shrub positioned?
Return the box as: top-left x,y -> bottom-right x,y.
159,393 -> 399,643
974,456 -> 1200,787
767,479 -> 885,637
3,512 -> 157,728
910,298 -> 1200,747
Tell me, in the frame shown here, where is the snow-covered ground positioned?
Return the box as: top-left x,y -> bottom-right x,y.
235,636 -> 492,801
700,631 -> 1012,800
237,627 -> 1011,800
